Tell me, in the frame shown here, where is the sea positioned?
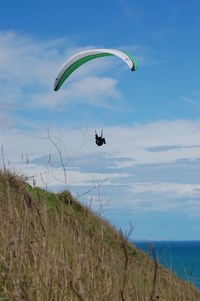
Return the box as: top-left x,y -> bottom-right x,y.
133,240 -> 200,290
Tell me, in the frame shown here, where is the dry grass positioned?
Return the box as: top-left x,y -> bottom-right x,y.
0,169 -> 200,300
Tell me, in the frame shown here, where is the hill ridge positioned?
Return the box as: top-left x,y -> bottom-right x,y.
0,170 -> 199,300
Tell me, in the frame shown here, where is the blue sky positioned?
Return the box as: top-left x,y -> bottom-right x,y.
0,0 -> 200,240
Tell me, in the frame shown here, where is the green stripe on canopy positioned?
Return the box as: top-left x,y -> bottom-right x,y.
121,50 -> 139,71
56,53 -> 112,91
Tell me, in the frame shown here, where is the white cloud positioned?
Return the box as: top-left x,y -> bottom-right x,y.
103,119 -> 200,164
0,31 -> 59,85
130,182 -> 200,196
32,76 -> 120,108
116,181 -> 200,215
0,119 -> 199,217
0,31 -> 121,111
14,163 -> 128,189
1,119 -> 200,166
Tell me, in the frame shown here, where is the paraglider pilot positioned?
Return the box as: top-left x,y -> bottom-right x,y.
95,130 -> 106,146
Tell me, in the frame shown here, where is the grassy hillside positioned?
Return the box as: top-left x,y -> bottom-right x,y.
0,170 -> 199,301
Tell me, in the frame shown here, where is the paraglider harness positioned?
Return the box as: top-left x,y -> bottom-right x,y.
95,130 -> 106,146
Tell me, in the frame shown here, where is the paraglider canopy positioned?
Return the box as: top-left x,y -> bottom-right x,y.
54,48 -> 138,91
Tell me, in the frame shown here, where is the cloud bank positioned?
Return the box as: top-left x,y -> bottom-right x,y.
0,31 -> 125,114
1,30 -> 200,238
